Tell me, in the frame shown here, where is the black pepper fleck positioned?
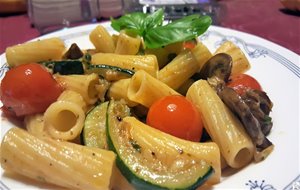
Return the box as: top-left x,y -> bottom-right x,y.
151,152 -> 156,157
117,116 -> 122,121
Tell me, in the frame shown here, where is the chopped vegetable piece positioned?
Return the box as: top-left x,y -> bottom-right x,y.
0,63 -> 62,117
147,95 -> 203,142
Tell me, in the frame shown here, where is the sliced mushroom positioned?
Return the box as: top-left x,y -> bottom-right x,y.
217,85 -> 267,146
198,53 -> 274,161
217,85 -> 274,161
242,89 -> 273,136
197,53 -> 233,82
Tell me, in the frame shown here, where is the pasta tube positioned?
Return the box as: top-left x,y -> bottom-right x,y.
25,114 -> 49,138
214,41 -> 250,74
55,73 -> 99,105
127,70 -> 180,108
107,78 -> 138,107
43,90 -> 86,141
114,31 -> 141,55
158,42 -> 212,90
186,80 -> 254,168
5,37 -> 65,67
91,53 -> 159,77
0,127 -> 116,190
89,25 -> 115,53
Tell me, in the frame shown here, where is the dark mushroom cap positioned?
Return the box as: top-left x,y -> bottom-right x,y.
198,53 -> 233,82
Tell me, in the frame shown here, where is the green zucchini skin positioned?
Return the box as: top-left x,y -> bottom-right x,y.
41,60 -> 84,75
81,102 -> 109,149
114,160 -> 213,190
86,64 -> 134,81
106,100 -> 214,190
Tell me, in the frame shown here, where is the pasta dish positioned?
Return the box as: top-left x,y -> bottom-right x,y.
0,9 -> 274,190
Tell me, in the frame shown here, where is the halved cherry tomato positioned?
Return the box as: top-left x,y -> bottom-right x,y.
0,63 -> 63,117
146,95 -> 203,142
227,73 -> 262,95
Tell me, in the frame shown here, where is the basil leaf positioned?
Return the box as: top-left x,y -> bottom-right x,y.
144,15 -> 212,49
111,9 -> 164,37
111,12 -> 147,36
143,8 -> 164,32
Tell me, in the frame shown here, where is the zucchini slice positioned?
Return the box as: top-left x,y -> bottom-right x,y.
106,100 -> 216,190
86,64 -> 134,81
41,60 -> 84,75
82,102 -> 109,149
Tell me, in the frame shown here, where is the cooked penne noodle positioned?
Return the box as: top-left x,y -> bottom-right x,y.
89,25 -> 116,53
112,34 -> 119,46
127,70 -> 180,108
96,78 -> 111,102
5,37 -> 65,67
0,127 -> 116,190
214,41 -> 250,74
57,90 -> 87,111
186,80 -> 254,168
43,90 -> 86,141
55,73 -> 99,105
192,41 -> 214,71
91,53 -> 159,77
25,114 -> 49,138
158,42 -> 212,89
107,78 -> 138,107
114,31 -> 141,55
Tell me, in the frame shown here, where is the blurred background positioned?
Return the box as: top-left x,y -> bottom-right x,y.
0,0 -> 299,54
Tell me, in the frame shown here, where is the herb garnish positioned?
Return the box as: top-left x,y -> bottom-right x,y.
111,9 -> 212,49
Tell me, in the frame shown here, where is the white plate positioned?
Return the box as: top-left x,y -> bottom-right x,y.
0,22 -> 299,190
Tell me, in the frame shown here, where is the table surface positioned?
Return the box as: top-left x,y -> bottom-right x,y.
0,0 -> 299,55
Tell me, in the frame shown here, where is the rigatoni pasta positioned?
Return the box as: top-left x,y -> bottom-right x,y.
107,78 -> 138,107
25,114 -> 49,138
43,90 -> 86,141
55,73 -> 99,105
91,53 -> 159,77
5,37 -> 65,67
89,25 -> 116,53
186,80 -> 254,168
158,42 -> 212,90
127,70 -> 180,108
114,31 -> 141,55
214,41 -> 250,74
0,127 -> 116,190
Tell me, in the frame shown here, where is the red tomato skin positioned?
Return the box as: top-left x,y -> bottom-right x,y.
227,74 -> 262,95
146,95 -> 203,142
0,63 -> 63,117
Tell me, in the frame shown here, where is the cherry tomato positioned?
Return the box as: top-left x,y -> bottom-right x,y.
183,40 -> 197,49
227,73 -> 262,95
0,63 -> 63,117
146,95 -> 203,142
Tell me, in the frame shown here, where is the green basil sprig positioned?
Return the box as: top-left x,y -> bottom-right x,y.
111,9 -> 212,49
